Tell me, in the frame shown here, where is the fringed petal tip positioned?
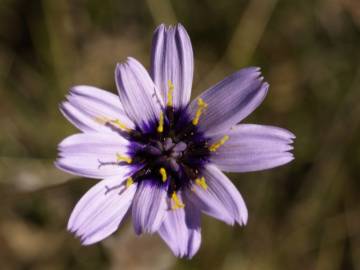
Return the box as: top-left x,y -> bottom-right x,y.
67,228 -> 97,246
172,231 -> 201,259
154,23 -> 187,32
287,130 -> 296,140
115,56 -> 138,69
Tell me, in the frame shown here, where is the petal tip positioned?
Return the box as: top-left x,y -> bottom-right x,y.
54,159 -> 63,171
69,85 -> 90,95
66,217 -> 74,231
239,211 -> 248,226
289,131 -> 296,139
282,153 -> 295,166
126,56 -> 141,66
80,236 -> 97,246
133,224 -> 143,235
58,101 -> 67,112
126,56 -> 134,62
155,23 -> 166,31
176,23 -> 186,32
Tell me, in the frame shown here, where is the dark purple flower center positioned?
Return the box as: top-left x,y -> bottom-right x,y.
126,106 -> 210,195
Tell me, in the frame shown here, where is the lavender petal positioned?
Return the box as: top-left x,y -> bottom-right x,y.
55,133 -> 132,179
151,24 -> 194,108
211,124 -> 295,172
67,176 -> 137,245
115,57 -> 163,129
158,196 -> 201,259
189,164 -> 248,226
132,180 -> 167,234
189,67 -> 268,136
60,85 -> 134,133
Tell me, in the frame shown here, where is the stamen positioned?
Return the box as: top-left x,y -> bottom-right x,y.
111,119 -> 131,132
95,116 -> 131,132
171,192 -> 185,210
159,167 -> 167,182
167,80 -> 174,107
192,98 -> 208,125
157,112 -> 164,133
126,177 -> 134,188
116,153 -> 132,164
195,176 -> 208,190
209,135 -> 229,152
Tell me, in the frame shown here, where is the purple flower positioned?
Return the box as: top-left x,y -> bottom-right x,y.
56,24 -> 295,258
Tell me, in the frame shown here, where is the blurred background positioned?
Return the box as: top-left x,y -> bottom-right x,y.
1,0 -> 360,269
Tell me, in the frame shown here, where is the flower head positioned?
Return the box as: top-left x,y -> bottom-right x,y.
56,24 -> 295,258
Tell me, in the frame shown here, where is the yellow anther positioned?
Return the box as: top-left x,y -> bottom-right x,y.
159,167 -> 167,182
157,112 -> 164,133
209,135 -> 230,152
95,116 -> 131,132
126,177 -> 134,188
192,98 -> 208,125
195,176 -> 208,190
116,153 -> 132,164
171,192 -> 185,210
167,80 -> 174,107
110,119 -> 131,132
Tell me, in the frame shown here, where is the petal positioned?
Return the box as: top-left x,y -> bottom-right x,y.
211,124 -> 295,172
67,176 -> 137,245
188,164 -> 248,226
55,133 -> 134,179
58,132 -> 129,154
151,24 -> 194,108
115,57 -> 163,129
60,85 -> 134,133
189,67 -> 268,136
158,195 -> 201,259
132,180 -> 167,234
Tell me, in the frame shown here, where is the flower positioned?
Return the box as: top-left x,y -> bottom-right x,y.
56,24 -> 295,258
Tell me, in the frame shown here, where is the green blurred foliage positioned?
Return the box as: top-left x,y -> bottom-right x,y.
0,0 -> 360,269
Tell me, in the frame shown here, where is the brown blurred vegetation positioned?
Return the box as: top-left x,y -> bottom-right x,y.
1,0 -> 360,269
